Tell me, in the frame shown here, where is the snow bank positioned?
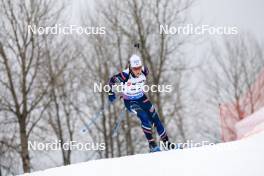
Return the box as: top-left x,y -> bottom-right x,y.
23,131 -> 264,176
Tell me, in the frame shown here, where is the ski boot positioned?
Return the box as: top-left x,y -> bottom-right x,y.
149,142 -> 161,152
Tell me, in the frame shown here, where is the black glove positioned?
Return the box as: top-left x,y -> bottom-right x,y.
108,92 -> 116,103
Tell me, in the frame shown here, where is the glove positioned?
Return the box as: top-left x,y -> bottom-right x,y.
108,92 -> 116,103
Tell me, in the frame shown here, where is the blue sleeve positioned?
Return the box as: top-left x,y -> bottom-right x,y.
108,71 -> 129,92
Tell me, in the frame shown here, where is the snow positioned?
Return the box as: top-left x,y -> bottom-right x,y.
23,130 -> 264,176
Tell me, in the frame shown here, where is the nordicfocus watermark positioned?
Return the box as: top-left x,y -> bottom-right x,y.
28,24 -> 105,35
28,140 -> 106,151
94,82 -> 172,93
159,140 -> 237,151
160,24 -> 238,35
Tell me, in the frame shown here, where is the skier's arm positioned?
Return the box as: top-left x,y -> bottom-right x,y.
108,71 -> 129,90
108,71 -> 129,102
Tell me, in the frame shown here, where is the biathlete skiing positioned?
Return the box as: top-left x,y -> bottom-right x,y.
108,54 -> 174,152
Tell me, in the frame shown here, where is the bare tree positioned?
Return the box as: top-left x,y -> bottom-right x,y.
0,0 -> 65,173
100,0 -> 195,141
76,0 -> 197,159
43,37 -> 81,165
202,33 -> 264,141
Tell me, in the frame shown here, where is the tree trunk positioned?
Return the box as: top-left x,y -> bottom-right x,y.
19,117 -> 30,173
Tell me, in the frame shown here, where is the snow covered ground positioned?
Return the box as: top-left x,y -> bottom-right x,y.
23,130 -> 264,176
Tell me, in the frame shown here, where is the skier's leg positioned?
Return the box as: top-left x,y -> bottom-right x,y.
124,100 -> 159,151
141,99 -> 169,142
149,105 -> 169,142
129,103 -> 155,143
145,103 -> 181,149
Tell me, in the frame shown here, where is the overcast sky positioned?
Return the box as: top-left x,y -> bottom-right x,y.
70,0 -> 264,38
192,0 -> 264,39
68,0 -> 264,64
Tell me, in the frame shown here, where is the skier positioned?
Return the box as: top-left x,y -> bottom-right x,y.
108,54 -> 173,152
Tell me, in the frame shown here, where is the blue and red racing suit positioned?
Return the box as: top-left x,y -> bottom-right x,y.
108,66 -> 169,146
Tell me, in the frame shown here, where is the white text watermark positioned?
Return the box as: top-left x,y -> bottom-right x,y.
160,24 -> 238,35
160,140 -> 237,151
28,140 -> 106,151
28,24 -> 106,35
94,82 -> 172,93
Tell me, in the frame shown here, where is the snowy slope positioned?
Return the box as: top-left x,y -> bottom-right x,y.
23,131 -> 264,176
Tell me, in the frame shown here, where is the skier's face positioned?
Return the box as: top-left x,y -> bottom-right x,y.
131,66 -> 142,77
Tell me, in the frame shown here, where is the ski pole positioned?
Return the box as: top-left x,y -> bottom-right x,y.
80,100 -> 114,134
111,106 -> 127,137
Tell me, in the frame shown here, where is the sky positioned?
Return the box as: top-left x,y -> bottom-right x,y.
69,0 -> 264,39
192,0 -> 264,39
67,0 -> 264,65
